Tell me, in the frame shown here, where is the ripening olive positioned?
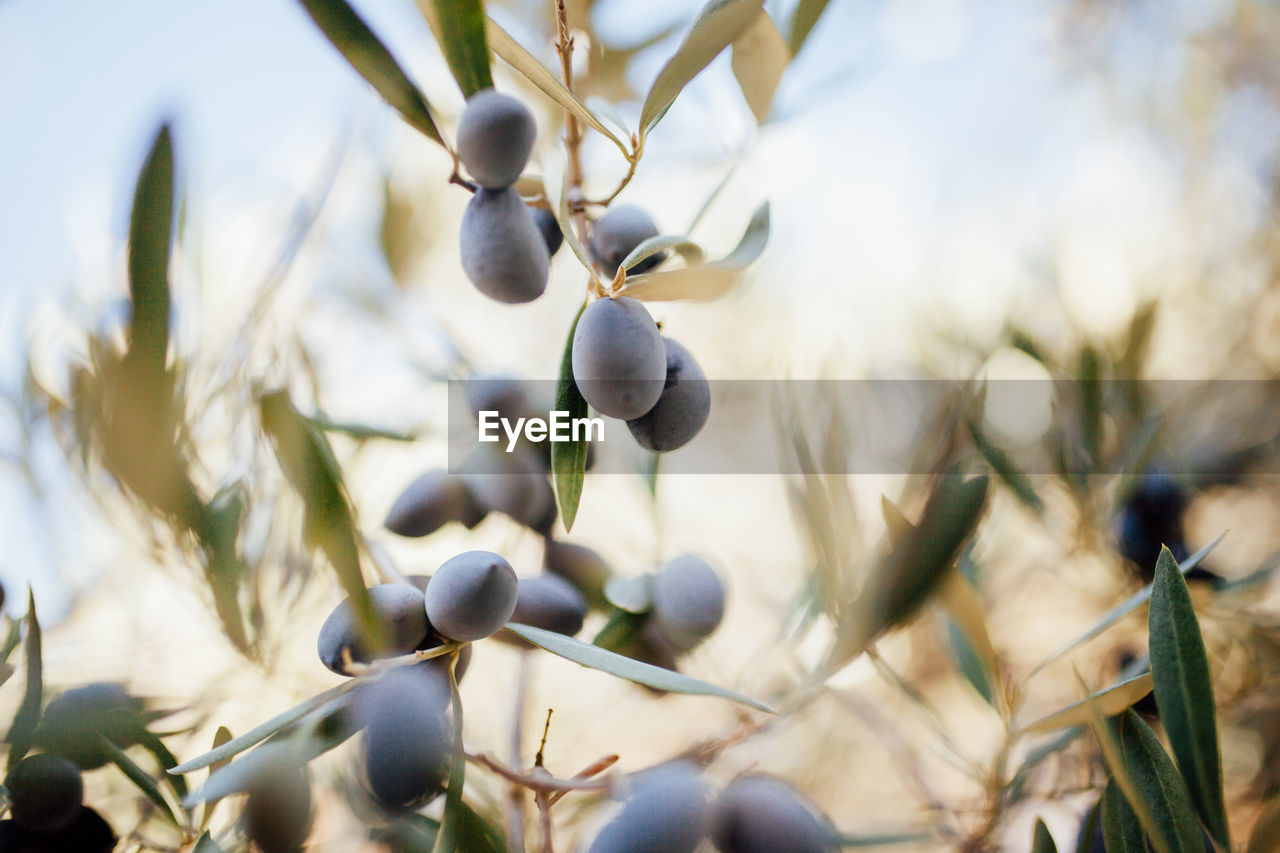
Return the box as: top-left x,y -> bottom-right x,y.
456,89 -> 537,189
571,296 -> 666,419
0,806 -> 116,853
586,762 -> 710,853
37,683 -> 144,769
358,666 -> 452,811
459,187 -> 550,304
317,584 -> 431,675
544,540 -> 611,608
649,555 -> 725,651
589,205 -> 665,276
5,754 -> 83,834
423,551 -> 519,642
626,338 -> 710,453
532,208 -> 564,257
1115,467 -> 1189,581
460,444 -> 556,533
495,574 -> 587,647
384,470 -> 486,538
465,373 -> 532,423
244,762 -> 313,853
710,776 -> 837,853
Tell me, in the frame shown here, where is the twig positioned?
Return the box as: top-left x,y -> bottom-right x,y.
553,0 -> 600,299
465,752 -> 614,795
536,791 -> 555,853
507,654 -> 531,853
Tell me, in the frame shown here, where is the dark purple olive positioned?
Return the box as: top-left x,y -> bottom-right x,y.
5,754 -> 83,834
317,584 -> 430,675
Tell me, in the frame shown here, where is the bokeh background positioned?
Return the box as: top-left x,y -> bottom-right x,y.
4,0 -> 1280,850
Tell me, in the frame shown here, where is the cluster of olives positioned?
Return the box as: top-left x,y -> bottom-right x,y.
586,761 -> 838,853
0,683 -> 150,852
455,89 -> 563,304
572,288 -> 711,453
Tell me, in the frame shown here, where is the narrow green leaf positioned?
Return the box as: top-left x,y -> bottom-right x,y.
306,413 -> 416,442
482,17 -> 630,155
430,0 -> 493,97
1102,778 -> 1148,853
185,741 -> 306,805
200,726 -> 233,830
947,618 -> 993,704
592,609 -> 646,652
296,0 -> 445,146
731,10 -> 788,123
169,680 -> 360,775
453,801 -> 506,853
1021,673 -> 1154,734
966,416 -> 1044,515
937,572 -> 1002,712
126,124 -> 174,378
135,727 -> 188,799
827,473 -> 988,672
640,0 -> 766,136
837,830 -> 934,847
5,589 -> 41,769
504,623 -> 774,712
101,736 -> 181,827
550,304 -> 589,531
1247,794 -> 1280,853
603,575 -> 654,614
1028,532 -> 1225,679
260,390 -> 383,650
619,201 -> 770,302
1108,710 -> 1205,853
788,0 -> 833,56
1031,818 -> 1057,853
432,659 -> 466,853
1150,546 -> 1230,849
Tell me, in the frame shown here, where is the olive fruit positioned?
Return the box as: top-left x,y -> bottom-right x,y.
423,550 -> 519,641
589,205 -> 665,276
456,89 -> 537,189
649,555 -> 725,651
571,296 -> 666,419
544,540 -> 610,608
460,445 -> 556,533
1115,468 -> 1189,581
710,775 -> 837,853
532,208 -> 564,257
317,583 -> 430,675
358,666 -> 452,811
5,754 -> 83,834
459,187 -> 550,304
37,682 -> 144,769
465,373 -> 532,423
495,574 -> 587,646
384,470 -> 486,537
626,338 -> 710,452
244,762 -> 313,853
0,806 -> 116,853
586,761 -> 709,853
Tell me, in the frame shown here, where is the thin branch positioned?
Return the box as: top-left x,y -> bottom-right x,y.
507,654 -> 531,853
465,751 -> 614,795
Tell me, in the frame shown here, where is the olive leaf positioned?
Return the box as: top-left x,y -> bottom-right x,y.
619,235 -> 705,274
619,201 -> 770,302
296,0 -> 445,146
603,574 -> 654,614
1102,778 -> 1147,853
200,726 -> 233,830
170,680 -> 361,775
1104,711 -> 1204,853
483,17 -> 630,155
431,660 -> 467,853
184,741 -> 308,805
640,0 -> 766,136
428,0 -> 493,97
1149,546 -> 1230,849
126,123 -> 174,379
731,9 -> 788,123
1031,818 -> 1057,853
259,390 -> 383,650
551,303 -> 590,532
5,589 -> 41,769
1027,532 -> 1225,679
102,736 -> 181,827
503,623 -> 774,712
305,412 -> 417,442
788,0 -> 833,55
1078,344 -> 1103,469
825,473 -> 989,675
1021,673 -> 1154,734
966,415 -> 1044,515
